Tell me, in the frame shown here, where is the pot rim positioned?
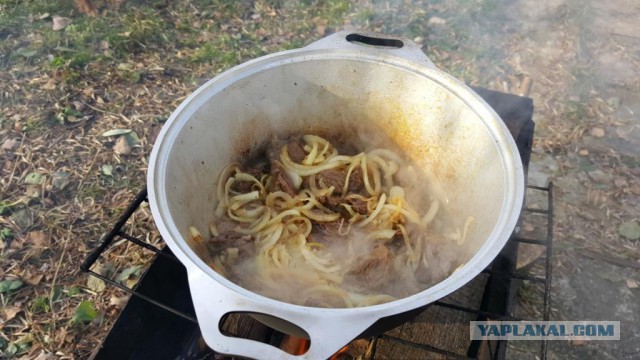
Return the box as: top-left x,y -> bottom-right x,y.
147,45 -> 525,316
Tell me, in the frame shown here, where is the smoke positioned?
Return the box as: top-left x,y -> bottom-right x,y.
220,132 -> 466,308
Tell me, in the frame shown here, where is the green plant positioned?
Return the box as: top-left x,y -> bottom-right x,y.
71,300 -> 98,325
32,296 -> 51,313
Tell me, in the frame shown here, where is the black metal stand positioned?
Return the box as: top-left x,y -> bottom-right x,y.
82,88 -> 552,360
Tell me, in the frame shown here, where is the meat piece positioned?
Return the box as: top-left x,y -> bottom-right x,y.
245,166 -> 266,179
415,241 -> 459,285
232,181 -> 252,193
210,220 -> 252,253
346,197 -> 369,214
216,220 -> 237,234
269,162 -> 297,196
313,221 -> 342,237
317,168 -> 347,194
346,245 -> 392,289
320,194 -> 342,208
232,167 -> 265,193
348,166 -> 364,192
317,194 -> 351,219
317,166 -> 364,195
286,139 -> 306,163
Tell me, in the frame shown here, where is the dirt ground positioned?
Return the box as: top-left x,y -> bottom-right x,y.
0,0 -> 638,359
503,0 -> 640,359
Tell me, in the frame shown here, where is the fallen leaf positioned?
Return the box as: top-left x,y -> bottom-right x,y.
13,47 -> 37,58
626,279 -> 639,289
117,62 -> 133,71
101,164 -> 113,176
52,16 -> 71,31
315,25 -> 326,36
101,129 -> 131,137
578,149 -> 588,156
0,279 -> 24,293
66,115 -> 83,123
590,127 -> 605,138
52,45 -> 74,52
24,272 -> 43,286
114,135 -> 131,155
87,263 -> 107,292
10,208 -> 33,229
3,306 -> 21,321
619,221 -> 640,241
24,172 -> 44,185
71,301 -> 98,324
87,274 -> 105,293
1,138 -> 19,151
109,295 -> 129,309
25,184 -> 42,198
124,131 -> 140,147
42,78 -> 56,90
117,265 -> 142,288
39,13 -> 51,20
26,231 -> 49,247
51,172 -> 71,191
82,86 -> 95,97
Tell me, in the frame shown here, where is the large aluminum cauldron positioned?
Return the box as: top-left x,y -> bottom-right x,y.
147,31 -> 524,359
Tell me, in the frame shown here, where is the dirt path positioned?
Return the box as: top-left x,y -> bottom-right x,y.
495,0 -> 640,358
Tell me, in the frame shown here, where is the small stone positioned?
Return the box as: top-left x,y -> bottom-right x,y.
626,279 -> 639,289
570,339 -> 587,347
587,170 -> 612,184
52,16 -> 71,31
315,25 -> 326,36
413,36 -> 424,44
619,221 -> 640,241
590,127 -> 605,138
428,16 -> 446,26
578,149 -> 589,156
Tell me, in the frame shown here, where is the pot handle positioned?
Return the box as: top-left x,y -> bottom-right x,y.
188,266 -> 376,360
304,30 -> 436,69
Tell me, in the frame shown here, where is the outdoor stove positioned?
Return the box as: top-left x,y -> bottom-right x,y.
82,87 -> 553,360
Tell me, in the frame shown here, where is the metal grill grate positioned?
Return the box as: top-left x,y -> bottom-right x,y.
81,183 -> 553,360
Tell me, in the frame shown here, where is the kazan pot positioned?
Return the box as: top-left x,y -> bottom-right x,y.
147,31 -> 525,359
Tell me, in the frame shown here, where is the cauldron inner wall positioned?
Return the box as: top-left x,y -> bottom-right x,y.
161,58 -> 506,271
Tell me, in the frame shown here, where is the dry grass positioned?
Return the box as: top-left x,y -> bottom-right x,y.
1,0 -> 639,359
